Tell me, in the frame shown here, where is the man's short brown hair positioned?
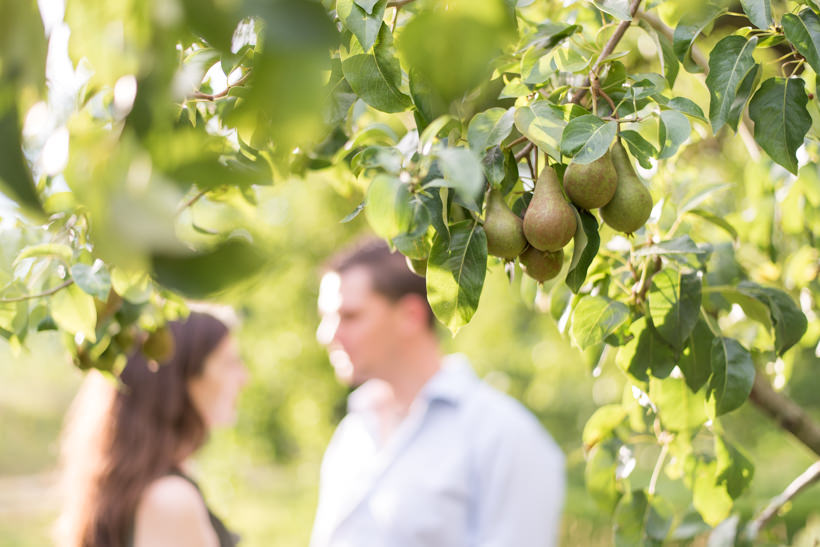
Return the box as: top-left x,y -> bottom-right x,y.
328,238 -> 435,327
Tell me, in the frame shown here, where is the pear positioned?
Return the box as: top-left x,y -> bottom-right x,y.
563,151 -> 617,210
523,166 -> 577,251
519,246 -> 563,283
484,189 -> 528,259
600,140 -> 653,234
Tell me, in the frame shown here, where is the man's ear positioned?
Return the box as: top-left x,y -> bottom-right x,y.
396,294 -> 431,332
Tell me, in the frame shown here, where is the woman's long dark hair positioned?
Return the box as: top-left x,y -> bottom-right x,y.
57,312 -> 229,547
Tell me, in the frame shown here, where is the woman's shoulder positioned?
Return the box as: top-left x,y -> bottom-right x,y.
134,475 -> 218,547
141,474 -> 204,508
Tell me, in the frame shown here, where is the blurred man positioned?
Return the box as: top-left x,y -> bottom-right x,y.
311,238 -> 565,547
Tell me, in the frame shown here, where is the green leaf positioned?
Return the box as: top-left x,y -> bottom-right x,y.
686,208 -> 738,241
748,77 -> 811,174
633,235 -> 709,257
566,209 -> 600,293
365,174 -> 414,238
0,106 -> 43,215
673,3 -> 728,73
354,0 -> 380,14
650,376 -> 708,432
666,97 -> 707,122
51,284 -> 97,343
782,9 -> 820,74
397,6 -> 515,106
614,490 -> 672,546
342,25 -> 411,113
616,317 -> 678,381
740,0 -> 773,29
709,337 -> 755,415
467,108 -> 515,153
426,220 -> 487,334
151,239 -> 267,298
678,318 -> 715,392
583,404 -> 627,450
708,515 -> 741,547
659,31 -> 681,86
12,243 -> 73,267
435,148 -> 485,211
514,101 -> 568,160
725,63 -> 760,132
647,270 -> 702,351
571,296 -> 629,349
715,435 -> 754,499
736,282 -> 808,355
561,115 -> 618,164
706,36 -> 758,133
619,130 -> 657,169
658,110 -> 690,159
337,0 -> 386,51
110,269 -> 152,304
593,0 -> 632,20
693,459 -> 733,526
585,443 -> 622,513
71,263 -> 112,301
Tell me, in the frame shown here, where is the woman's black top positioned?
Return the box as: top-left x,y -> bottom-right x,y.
126,469 -> 240,546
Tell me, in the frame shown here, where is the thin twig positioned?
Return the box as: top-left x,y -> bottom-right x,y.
176,189 -> 209,216
191,71 -> 251,101
515,141 -> 535,161
387,0 -> 415,7
571,0 -> 644,104
745,461 -> 820,538
0,279 -> 74,303
505,134 -> 529,149
648,443 -> 669,496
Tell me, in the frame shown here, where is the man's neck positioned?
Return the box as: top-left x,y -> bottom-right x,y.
380,335 -> 442,415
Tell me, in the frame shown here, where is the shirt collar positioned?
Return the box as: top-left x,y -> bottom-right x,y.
347,354 -> 477,412
419,353 -> 477,405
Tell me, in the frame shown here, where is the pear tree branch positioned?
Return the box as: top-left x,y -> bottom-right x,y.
571,0 -> 644,105
749,371 -> 820,458
745,461 -> 820,539
0,279 -> 74,303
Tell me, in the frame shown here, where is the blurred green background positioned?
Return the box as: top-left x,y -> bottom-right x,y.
0,174 -> 817,547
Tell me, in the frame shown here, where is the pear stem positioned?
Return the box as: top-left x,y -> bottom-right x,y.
570,0 -> 644,104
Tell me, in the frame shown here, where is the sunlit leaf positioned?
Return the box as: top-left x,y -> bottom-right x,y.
782,9 -> 820,74
51,284 -> 97,343
571,296 -> 629,349
708,337 -> 755,415
561,115 -> 618,164
467,108 -> 515,153
647,270 -> 702,351
706,36 -> 757,133
426,220 -> 487,334
748,77 -> 811,174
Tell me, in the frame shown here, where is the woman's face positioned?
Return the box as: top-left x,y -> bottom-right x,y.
187,334 -> 248,428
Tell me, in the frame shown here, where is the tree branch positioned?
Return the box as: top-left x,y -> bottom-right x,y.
191,71 -> 251,101
745,461 -> 820,538
749,371 -> 820,458
571,0 -> 644,104
387,0 -> 415,7
0,279 -> 74,303
515,142 -> 535,161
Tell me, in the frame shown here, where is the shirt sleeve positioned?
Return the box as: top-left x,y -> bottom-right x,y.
473,409 -> 566,547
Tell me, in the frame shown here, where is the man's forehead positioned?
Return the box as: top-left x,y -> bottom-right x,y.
318,266 -> 376,313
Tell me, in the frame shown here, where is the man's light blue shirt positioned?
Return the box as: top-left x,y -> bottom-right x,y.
311,355 -> 565,547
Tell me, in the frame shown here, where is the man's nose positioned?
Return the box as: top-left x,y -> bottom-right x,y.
316,313 -> 340,346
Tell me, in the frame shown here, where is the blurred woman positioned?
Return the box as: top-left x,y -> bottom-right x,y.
56,312 -> 248,547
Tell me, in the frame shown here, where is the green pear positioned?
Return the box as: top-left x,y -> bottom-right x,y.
519,246 -> 563,283
523,166 -> 577,251
600,140 -> 653,234
484,189 -> 528,259
563,151 -> 617,210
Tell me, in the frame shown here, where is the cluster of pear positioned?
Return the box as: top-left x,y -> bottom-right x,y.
483,139 -> 653,283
